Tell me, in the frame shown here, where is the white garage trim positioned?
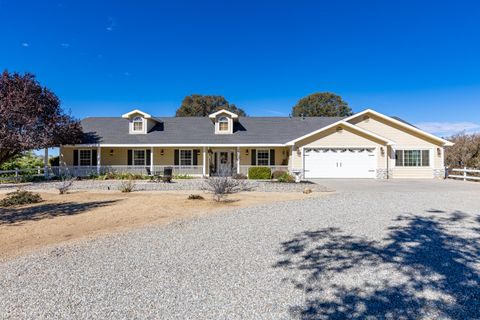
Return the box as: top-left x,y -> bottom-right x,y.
302,146 -> 378,179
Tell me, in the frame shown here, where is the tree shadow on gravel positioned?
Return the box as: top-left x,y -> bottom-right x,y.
0,200 -> 119,225
274,210 -> 480,319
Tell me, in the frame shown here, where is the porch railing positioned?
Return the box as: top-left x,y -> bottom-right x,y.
50,165 -> 203,177
239,165 -> 289,176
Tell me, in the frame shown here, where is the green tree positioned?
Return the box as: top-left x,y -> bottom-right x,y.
0,151 -> 44,171
292,92 -> 353,117
175,94 -> 246,117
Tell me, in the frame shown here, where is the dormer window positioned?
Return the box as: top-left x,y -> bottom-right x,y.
133,116 -> 144,132
209,109 -> 238,134
218,116 -> 229,132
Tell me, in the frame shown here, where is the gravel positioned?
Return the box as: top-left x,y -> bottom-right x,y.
0,180 -> 479,319
0,179 -> 329,193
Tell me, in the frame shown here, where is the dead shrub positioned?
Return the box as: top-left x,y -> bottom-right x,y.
188,194 -> 204,200
0,189 -> 42,207
119,179 -> 136,193
202,176 -> 251,202
57,175 -> 75,195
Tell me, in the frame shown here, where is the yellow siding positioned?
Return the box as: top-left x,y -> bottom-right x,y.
292,125 -> 387,170
351,115 -> 444,170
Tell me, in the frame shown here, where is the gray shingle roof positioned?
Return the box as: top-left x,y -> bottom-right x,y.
80,116 -> 344,145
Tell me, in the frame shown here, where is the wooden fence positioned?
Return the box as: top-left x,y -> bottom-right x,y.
447,167 -> 480,182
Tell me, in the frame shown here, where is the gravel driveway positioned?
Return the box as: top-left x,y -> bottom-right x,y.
1,180 -> 479,319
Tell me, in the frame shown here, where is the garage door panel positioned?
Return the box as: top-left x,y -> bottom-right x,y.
304,148 -> 376,179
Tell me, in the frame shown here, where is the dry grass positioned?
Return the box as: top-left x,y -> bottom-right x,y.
0,190 -> 318,260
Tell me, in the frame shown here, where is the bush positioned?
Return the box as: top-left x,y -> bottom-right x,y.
174,174 -> 193,179
119,179 -> 135,193
202,177 -> 252,202
277,172 -> 295,183
0,189 -> 42,207
248,166 -> 272,180
272,170 -> 288,179
188,194 -> 204,200
232,173 -> 247,180
57,175 -> 75,195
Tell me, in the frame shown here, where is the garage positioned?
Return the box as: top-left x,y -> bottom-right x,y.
303,148 -> 377,178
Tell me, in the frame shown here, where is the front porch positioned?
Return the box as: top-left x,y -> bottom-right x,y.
58,146 -> 291,178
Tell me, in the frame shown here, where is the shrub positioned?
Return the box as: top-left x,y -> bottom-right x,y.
248,166 -> 272,180
188,194 -> 204,200
174,174 -> 193,179
119,179 -> 136,193
232,173 -> 247,180
202,177 -> 251,202
57,175 -> 75,195
277,172 -> 295,183
0,189 -> 42,207
272,170 -> 288,179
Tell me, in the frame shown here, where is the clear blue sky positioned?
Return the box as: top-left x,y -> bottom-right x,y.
2,0 -> 480,137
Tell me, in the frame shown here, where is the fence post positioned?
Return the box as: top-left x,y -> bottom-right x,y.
15,168 -> 19,182
464,166 -> 467,181
37,166 -> 41,175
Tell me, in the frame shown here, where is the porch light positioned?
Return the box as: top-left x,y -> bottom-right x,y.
380,147 -> 385,156
109,149 -> 114,156
245,149 -> 249,156
437,148 -> 441,156
160,149 -> 164,156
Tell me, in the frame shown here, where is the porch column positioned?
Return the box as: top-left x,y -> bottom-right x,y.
203,147 -> 207,177
97,146 -> 101,174
236,147 -> 240,174
150,147 -> 154,173
43,148 -> 49,179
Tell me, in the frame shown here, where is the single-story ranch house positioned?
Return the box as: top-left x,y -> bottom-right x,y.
59,108 -> 453,179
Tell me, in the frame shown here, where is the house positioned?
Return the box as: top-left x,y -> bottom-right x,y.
58,108 -> 453,179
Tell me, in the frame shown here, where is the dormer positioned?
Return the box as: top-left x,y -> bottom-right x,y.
122,109 -> 158,134
209,109 -> 238,134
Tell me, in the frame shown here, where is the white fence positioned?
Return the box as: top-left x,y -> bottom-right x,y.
0,167 -> 45,181
448,167 -> 480,181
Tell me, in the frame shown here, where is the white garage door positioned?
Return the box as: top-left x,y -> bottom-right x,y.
304,148 -> 377,178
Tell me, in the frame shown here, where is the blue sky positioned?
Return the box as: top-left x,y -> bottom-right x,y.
2,0 -> 480,137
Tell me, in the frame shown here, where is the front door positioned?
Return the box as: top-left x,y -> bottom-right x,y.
215,151 -> 233,176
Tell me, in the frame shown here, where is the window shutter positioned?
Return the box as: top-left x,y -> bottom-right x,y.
174,149 -> 179,165
127,150 -> 132,165
73,150 -> 79,166
270,149 -> 275,166
251,149 -> 256,165
91,149 -> 97,166
395,150 -> 403,167
146,149 -> 151,166
193,149 -> 199,165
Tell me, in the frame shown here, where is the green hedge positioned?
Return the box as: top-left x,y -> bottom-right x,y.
248,166 -> 272,179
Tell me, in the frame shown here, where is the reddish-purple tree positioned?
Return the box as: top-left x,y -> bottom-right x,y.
0,71 -> 83,165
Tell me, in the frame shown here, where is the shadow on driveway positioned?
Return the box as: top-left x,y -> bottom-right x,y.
0,200 -> 119,225
274,210 -> 480,319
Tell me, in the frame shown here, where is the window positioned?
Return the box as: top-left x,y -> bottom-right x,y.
133,150 -> 146,166
180,149 -> 193,166
133,116 -> 143,132
395,150 -> 430,167
257,149 -> 270,166
218,116 -> 229,132
79,150 -> 92,166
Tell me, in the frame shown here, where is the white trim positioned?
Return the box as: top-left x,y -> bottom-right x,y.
203,147 -> 207,177
63,143 -> 287,147
97,146 -> 101,174
256,149 -> 270,166
392,147 -> 434,169
343,109 -> 454,146
150,147 -> 154,173
122,109 -> 152,119
78,149 -> 93,166
286,120 -> 395,146
132,149 -> 147,166
208,109 -> 239,119
179,149 -> 194,166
